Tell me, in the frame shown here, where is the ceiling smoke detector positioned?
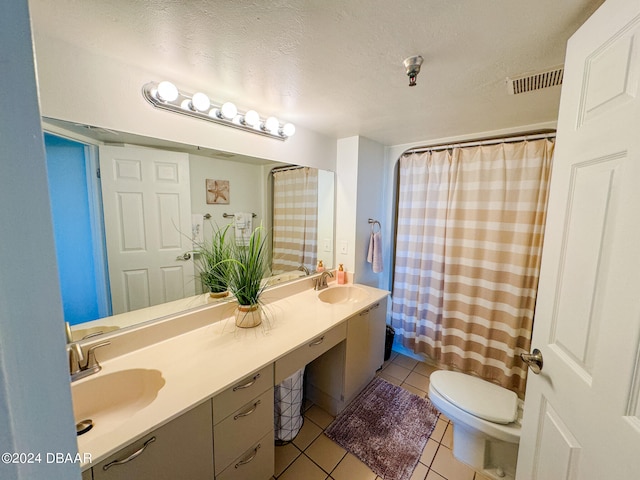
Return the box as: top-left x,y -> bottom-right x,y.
403,56 -> 424,87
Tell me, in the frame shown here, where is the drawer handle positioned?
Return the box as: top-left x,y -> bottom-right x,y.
359,302 -> 380,316
235,444 -> 261,468
233,373 -> 261,391
309,336 -> 325,347
103,436 -> 156,470
234,400 -> 261,420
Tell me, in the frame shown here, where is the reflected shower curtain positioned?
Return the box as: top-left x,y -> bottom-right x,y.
271,167 -> 318,274
391,139 -> 553,394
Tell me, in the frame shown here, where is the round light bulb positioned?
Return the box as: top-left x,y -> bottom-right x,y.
263,116 -> 279,133
191,92 -> 210,112
243,110 -> 260,127
220,102 -> 238,120
180,99 -> 192,111
156,81 -> 179,102
280,123 -> 296,137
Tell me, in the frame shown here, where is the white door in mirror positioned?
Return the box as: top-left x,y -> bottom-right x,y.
100,145 -> 195,314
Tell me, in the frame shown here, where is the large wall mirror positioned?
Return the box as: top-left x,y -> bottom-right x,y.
43,118 -> 335,340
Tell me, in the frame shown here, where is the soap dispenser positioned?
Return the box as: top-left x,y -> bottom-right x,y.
317,260 -> 324,272
337,264 -> 346,284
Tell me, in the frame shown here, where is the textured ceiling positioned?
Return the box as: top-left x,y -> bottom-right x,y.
29,0 -> 604,146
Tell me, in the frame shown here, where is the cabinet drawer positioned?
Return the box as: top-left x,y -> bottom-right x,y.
275,322 -> 346,384
92,400 -> 213,480
214,388 -> 274,474
216,431 -> 274,480
213,364 -> 273,424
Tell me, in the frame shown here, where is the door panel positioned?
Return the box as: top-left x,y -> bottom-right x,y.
118,192 -> 146,251
532,400 -> 580,480
551,156 -> 623,377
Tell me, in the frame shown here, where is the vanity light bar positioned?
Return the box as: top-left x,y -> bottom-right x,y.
142,81 -> 296,141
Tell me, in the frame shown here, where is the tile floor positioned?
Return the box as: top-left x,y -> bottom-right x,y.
273,351 -> 492,480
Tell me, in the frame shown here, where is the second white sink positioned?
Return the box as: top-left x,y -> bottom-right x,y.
317,285 -> 370,304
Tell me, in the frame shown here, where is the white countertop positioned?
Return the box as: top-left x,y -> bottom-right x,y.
75,282 -> 389,469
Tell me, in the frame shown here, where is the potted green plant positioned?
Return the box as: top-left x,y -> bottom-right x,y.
195,223 -> 232,298
227,225 -> 271,328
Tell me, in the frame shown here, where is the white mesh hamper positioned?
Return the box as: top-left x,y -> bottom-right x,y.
274,367 -> 305,442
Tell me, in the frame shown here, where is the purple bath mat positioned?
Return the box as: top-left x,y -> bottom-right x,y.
324,376 -> 439,480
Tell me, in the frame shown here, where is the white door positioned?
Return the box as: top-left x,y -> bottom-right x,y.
517,1 -> 640,478
100,145 -> 195,314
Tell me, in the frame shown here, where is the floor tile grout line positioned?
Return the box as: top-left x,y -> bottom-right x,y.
274,443 -> 302,478
305,449 -> 346,478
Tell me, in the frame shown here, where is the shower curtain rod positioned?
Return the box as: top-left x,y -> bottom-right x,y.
403,131 -> 556,155
270,164 -> 306,174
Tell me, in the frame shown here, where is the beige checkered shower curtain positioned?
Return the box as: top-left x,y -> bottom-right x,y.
391,139 -> 553,394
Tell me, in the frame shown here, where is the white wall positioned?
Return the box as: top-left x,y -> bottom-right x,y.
316,170 -> 336,269
33,35 -> 337,173
354,137 -> 386,287
0,1 -> 80,478
189,153 -> 268,234
335,136 -> 386,287
335,137 -> 360,275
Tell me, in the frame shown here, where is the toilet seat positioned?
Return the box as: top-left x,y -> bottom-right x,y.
430,371 -> 518,425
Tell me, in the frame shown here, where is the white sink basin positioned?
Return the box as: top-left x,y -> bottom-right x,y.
72,368 -> 165,434
317,286 -> 370,304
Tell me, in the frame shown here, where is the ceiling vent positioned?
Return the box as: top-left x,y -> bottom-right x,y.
506,65 -> 564,95
76,124 -> 120,136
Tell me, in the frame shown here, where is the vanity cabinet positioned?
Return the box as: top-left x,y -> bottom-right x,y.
306,297 -> 388,414
212,364 -> 274,480
77,283 -> 390,480
92,400 -> 214,480
343,299 -> 386,404
274,323 -> 347,384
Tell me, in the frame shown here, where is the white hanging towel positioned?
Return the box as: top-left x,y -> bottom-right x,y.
367,231 -> 383,273
234,212 -> 252,246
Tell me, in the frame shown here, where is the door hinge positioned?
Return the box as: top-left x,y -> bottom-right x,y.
96,168 -> 101,179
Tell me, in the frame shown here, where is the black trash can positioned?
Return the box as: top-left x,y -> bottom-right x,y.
384,325 -> 395,361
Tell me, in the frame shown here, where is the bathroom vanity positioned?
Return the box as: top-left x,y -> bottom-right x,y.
72,278 -> 388,479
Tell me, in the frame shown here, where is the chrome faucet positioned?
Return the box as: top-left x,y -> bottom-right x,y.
67,342 -> 84,376
314,270 -> 334,291
297,264 -> 310,275
68,341 -> 111,382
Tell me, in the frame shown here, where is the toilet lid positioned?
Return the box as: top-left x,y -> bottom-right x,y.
430,371 -> 518,424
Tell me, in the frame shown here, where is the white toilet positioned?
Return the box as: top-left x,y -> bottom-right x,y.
428,370 -> 522,480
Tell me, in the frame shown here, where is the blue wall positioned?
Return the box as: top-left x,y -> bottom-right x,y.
45,134 -> 100,325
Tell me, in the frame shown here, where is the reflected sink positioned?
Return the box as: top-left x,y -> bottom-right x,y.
265,270 -> 306,286
71,368 -> 165,434
317,286 -> 370,304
